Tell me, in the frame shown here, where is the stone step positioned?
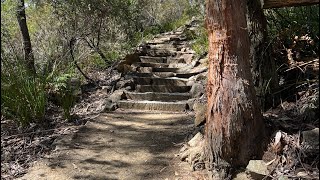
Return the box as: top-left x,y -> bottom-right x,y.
117,100 -> 188,112
125,92 -> 190,101
167,57 -> 186,64
140,56 -> 167,63
153,67 -> 180,72
146,49 -> 178,57
134,62 -> 169,68
146,44 -> 185,50
132,72 -> 199,78
131,72 -> 174,78
136,85 -> 191,93
133,77 -> 190,86
139,56 -> 186,64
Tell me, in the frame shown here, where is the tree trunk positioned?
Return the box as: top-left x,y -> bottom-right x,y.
246,0 -> 279,110
205,0 -> 265,178
16,0 -> 36,75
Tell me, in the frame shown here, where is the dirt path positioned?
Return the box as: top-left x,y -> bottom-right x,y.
18,110 -> 204,180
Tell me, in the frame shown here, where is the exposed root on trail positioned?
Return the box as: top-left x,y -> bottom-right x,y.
177,132 -> 206,171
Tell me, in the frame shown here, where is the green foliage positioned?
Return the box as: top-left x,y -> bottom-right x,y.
190,26 -> 208,57
264,5 -> 319,50
50,73 -> 78,120
105,51 -> 120,62
89,53 -> 108,69
1,59 -> 47,127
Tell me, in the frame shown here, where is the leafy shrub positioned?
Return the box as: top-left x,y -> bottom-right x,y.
48,73 -> 79,120
190,26 -> 208,57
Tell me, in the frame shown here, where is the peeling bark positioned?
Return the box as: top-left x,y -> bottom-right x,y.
205,0 -> 265,178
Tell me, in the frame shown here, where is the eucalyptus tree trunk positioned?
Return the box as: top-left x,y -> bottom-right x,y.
247,0 -> 279,110
16,0 -> 36,75
205,0 -> 265,178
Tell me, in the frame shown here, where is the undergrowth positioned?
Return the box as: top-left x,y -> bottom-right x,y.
1,59 -> 47,127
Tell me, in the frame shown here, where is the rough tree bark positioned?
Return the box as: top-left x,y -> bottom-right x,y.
16,0 -> 36,75
205,0 -> 265,178
246,0 -> 279,110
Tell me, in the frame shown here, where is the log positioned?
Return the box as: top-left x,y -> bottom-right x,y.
263,0 -> 319,8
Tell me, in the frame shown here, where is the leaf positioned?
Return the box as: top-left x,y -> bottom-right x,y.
274,131 -> 282,146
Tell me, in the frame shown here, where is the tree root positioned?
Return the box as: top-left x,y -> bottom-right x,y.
177,132 -> 206,171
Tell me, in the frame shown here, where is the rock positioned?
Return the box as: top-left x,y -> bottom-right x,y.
193,102 -> 206,127
186,80 -> 195,87
195,72 -> 207,81
116,79 -> 134,90
188,132 -> 204,147
103,99 -> 117,112
109,90 -> 126,103
181,53 -> 194,64
190,83 -> 205,98
137,67 -> 153,73
117,61 -> 133,74
199,57 -> 208,65
187,98 -> 196,110
246,160 -> 269,179
302,128 -> 319,151
233,172 -> 251,180
124,53 -> 140,65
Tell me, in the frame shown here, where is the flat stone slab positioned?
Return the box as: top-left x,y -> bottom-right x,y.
117,100 -> 189,112
125,92 -> 190,101
136,85 -> 191,93
167,57 -> 186,64
140,56 -> 167,63
146,49 -> 178,57
132,72 -> 199,78
153,67 -> 180,72
133,77 -> 190,86
134,62 -> 169,68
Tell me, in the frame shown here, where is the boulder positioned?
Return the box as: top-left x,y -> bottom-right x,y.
188,132 -> 204,147
181,53 -> 194,64
103,99 -> 117,112
199,57 -> 208,65
193,102 -> 206,127
302,128 -> 319,151
116,79 -> 134,90
109,90 -> 126,103
124,53 -> 140,65
187,98 -> 196,111
190,83 -> 205,98
137,67 -> 153,73
246,160 -> 269,179
117,61 -> 133,74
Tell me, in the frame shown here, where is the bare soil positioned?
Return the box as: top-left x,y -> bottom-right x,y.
17,110 -> 207,180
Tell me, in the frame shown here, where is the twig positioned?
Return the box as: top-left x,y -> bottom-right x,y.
69,37 -> 96,84
285,59 -> 319,72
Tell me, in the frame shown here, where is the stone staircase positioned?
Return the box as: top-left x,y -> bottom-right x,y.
116,26 -> 207,112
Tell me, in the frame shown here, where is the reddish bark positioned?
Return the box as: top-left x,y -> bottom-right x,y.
205,0 -> 265,177
16,0 -> 36,75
